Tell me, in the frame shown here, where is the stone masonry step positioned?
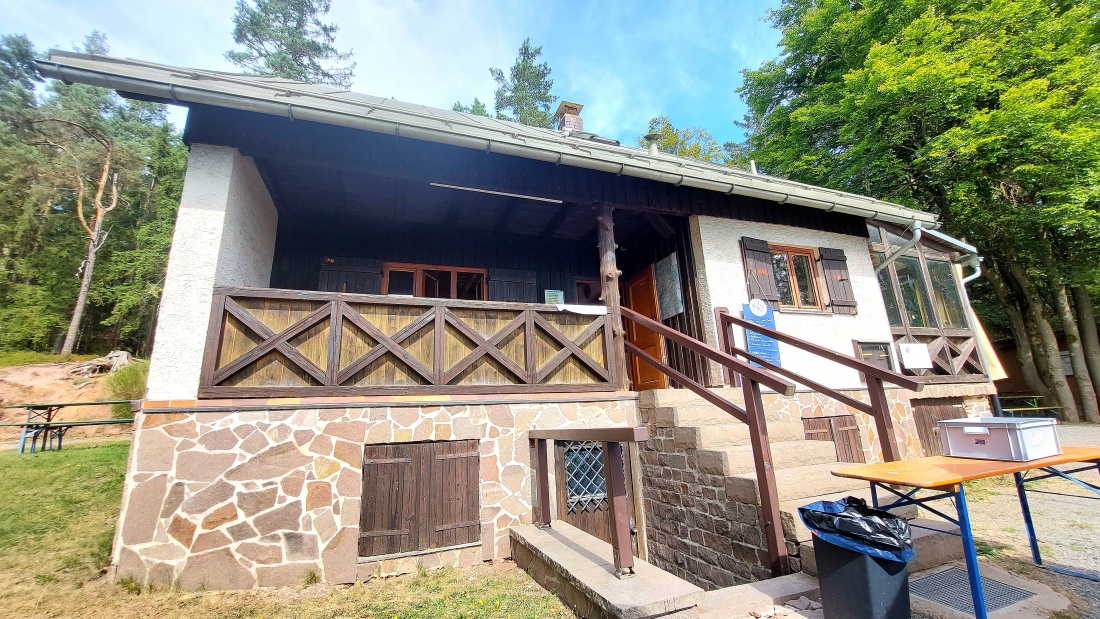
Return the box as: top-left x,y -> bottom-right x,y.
646,404 -> 788,428
726,463 -> 868,505
701,440 -> 838,476
673,421 -> 807,450
779,489 -> 920,543
799,518 -> 964,576
640,387 -> 747,410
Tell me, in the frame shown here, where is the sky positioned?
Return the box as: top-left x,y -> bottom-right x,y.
4,0 -> 784,146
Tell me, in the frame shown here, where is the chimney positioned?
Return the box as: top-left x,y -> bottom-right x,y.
556,101 -> 584,132
644,133 -> 660,156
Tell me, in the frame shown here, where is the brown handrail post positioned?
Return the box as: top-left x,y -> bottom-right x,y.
602,440 -> 635,577
867,376 -> 902,462
742,377 -> 789,577
713,307 -> 735,386
597,203 -> 630,390
534,438 -> 552,527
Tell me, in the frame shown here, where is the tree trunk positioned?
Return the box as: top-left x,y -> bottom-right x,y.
1051,282 -> 1100,422
1007,260 -> 1080,421
61,215 -> 102,355
1072,286 -> 1100,394
984,265 -> 1050,398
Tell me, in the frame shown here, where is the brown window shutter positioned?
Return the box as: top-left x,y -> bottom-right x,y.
818,247 -> 858,315
428,440 -> 481,549
741,237 -> 780,303
359,443 -> 418,557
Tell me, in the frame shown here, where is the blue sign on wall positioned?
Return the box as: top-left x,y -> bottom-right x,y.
742,301 -> 781,367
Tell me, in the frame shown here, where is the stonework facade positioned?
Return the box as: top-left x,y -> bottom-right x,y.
115,397 -> 637,589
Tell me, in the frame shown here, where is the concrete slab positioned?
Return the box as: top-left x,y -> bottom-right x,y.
909,562 -> 1070,619
511,521 -> 703,619
696,572 -> 821,618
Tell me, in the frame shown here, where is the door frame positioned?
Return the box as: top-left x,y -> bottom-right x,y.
623,264 -> 668,390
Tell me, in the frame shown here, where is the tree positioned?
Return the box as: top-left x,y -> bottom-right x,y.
226,0 -> 355,88
640,117 -> 726,163
452,98 -> 489,117
739,0 -> 1100,420
490,38 -> 557,128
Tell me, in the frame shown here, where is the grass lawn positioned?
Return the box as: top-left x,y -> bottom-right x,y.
0,351 -> 97,367
0,443 -> 574,619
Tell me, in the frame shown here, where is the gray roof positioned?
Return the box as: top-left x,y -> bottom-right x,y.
37,51 -> 938,227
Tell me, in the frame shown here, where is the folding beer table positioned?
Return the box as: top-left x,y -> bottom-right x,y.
834,446 -> 1100,619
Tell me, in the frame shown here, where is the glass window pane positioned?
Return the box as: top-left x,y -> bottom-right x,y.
387,270 -> 414,295
867,225 -> 882,244
791,253 -> 819,307
928,260 -> 968,328
895,256 -> 934,327
871,252 -> 903,326
771,253 -> 795,306
423,269 -> 452,298
885,230 -> 909,249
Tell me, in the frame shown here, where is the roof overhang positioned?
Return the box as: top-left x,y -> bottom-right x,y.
36,51 -> 939,228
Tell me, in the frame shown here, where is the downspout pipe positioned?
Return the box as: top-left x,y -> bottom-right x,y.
961,255 -> 983,284
874,221 -> 923,273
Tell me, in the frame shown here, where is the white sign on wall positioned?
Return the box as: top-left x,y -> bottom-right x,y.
897,343 -> 934,370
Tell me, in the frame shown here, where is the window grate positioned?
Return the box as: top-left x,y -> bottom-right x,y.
562,441 -> 607,513
911,567 -> 1034,614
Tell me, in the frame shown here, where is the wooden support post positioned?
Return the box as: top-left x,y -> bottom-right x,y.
868,376 -> 902,462
535,438 -> 552,527
713,307 -> 734,387
742,378 -> 789,577
597,203 -> 630,390
601,440 -> 635,577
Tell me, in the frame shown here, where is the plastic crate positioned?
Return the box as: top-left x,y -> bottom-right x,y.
937,417 -> 1061,461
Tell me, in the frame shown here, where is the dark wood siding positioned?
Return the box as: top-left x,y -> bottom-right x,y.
912,398 -> 967,457
271,217 -> 598,303
360,440 -> 480,558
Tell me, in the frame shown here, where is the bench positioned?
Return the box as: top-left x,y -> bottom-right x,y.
1,401 -> 136,453
995,394 -> 1064,420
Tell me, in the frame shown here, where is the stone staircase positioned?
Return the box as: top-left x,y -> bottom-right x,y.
639,388 -> 963,587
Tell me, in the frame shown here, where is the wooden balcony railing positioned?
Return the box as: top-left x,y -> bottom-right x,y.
199,287 -> 616,398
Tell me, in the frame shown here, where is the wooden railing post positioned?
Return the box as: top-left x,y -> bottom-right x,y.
742,377 -> 789,577
535,438 -> 552,527
713,306 -> 735,387
867,376 -> 902,462
602,440 -> 635,577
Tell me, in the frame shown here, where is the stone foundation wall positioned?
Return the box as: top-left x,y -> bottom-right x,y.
115,397 -> 637,590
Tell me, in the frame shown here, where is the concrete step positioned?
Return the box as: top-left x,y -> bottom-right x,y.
799,518 -> 964,576
639,387 -> 746,410
697,572 -> 820,619
726,463 -> 868,505
645,403 -> 789,428
779,489 -> 921,543
673,421 -> 807,450
701,440 -> 839,476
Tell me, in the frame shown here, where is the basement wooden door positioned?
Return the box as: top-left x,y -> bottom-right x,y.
912,398 -> 967,457
554,440 -> 639,556
624,265 -> 668,390
359,440 -> 480,558
803,415 -> 866,463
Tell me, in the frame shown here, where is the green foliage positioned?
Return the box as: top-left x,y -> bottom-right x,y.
0,32 -> 186,355
640,116 -> 727,163
105,360 -> 148,416
0,350 -> 95,366
490,38 -> 557,128
225,0 -> 356,88
452,97 -> 490,117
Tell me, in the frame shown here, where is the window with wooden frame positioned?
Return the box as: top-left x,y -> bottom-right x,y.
769,245 -> 823,310
742,237 -> 858,314
382,262 -> 488,300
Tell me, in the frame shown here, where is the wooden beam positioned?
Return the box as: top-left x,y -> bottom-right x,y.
643,212 -> 676,239
602,440 -> 635,576
539,202 -> 577,237
597,203 -> 630,390
743,378 -> 790,577
534,438 -> 552,527
528,427 -> 650,442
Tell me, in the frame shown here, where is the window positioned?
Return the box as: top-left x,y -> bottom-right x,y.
856,341 -> 893,372
770,246 -> 822,310
872,252 -> 903,327
894,255 -> 935,328
383,263 -> 487,300
927,260 -> 968,328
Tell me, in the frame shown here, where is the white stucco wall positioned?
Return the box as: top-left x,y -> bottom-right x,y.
690,215 -> 894,390
145,144 -> 278,400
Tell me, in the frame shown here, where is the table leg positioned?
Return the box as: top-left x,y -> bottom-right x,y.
1013,472 -> 1043,566
955,483 -> 988,619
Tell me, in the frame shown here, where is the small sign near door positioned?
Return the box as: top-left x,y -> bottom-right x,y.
743,301 -> 781,367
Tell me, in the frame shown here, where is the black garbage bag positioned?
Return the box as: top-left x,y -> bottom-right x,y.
798,496 -> 914,563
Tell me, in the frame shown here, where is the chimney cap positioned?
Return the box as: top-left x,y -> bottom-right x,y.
555,101 -> 583,117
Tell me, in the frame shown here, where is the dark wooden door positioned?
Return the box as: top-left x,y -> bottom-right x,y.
360,440 -> 480,558
912,398 -> 967,457
803,415 -> 866,463
554,441 -> 639,556
624,265 -> 668,390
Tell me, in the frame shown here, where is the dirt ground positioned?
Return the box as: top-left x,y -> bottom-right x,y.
0,363 -> 133,446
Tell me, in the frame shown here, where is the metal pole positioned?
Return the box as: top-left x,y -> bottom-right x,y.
1013,472 -> 1043,565
955,483 -> 989,619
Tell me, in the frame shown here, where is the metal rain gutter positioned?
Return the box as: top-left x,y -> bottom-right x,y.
36,54 -> 939,228
875,221 -> 924,273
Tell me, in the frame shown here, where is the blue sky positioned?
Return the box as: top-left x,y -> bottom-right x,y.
4,0 -> 783,145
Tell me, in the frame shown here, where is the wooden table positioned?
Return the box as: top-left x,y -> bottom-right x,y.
2,401 -> 134,453
834,446 -> 1100,619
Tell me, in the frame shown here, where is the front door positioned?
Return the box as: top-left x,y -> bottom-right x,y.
624,265 -> 668,390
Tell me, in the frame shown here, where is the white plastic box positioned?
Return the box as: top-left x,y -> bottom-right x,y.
937,417 -> 1062,461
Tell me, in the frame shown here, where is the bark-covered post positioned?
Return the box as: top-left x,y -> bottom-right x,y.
1072,286 -> 1100,407
597,203 -> 629,390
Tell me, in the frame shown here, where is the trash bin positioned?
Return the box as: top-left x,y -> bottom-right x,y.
799,496 -> 914,619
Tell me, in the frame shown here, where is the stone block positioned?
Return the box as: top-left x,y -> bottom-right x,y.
321,527 -> 358,584
178,549 -> 255,590
176,451 -> 237,482
135,430 -> 176,472
238,487 -> 278,516
255,501 -> 303,535
305,482 -> 332,511
167,515 -> 197,546
226,442 -> 312,481
191,530 -> 231,553
257,563 -> 316,587
202,503 -> 238,529
122,474 -> 168,546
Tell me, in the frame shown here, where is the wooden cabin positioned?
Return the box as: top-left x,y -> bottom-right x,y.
38,51 -> 997,595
